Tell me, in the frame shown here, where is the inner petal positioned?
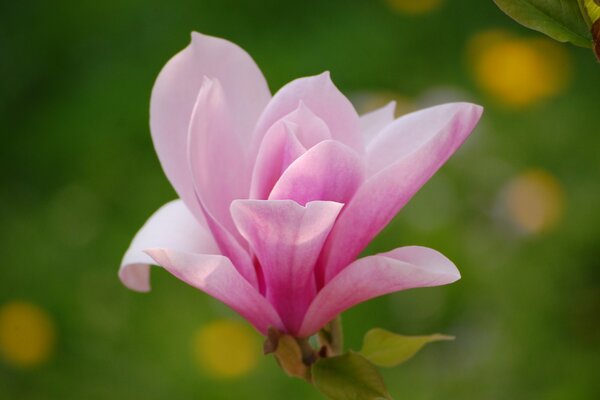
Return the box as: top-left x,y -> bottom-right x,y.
250,103 -> 332,200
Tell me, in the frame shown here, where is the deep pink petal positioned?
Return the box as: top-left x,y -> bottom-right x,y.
269,140 -> 365,206
360,101 -> 396,145
320,102 -> 483,283
119,200 -> 218,292
150,32 -> 270,221
299,246 -> 460,337
145,248 -> 284,335
230,200 -> 343,334
252,72 -> 363,154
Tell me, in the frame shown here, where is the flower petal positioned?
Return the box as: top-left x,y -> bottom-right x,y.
252,72 -> 363,154
230,200 -> 343,334
146,248 -> 284,335
360,101 -> 396,145
299,246 -> 460,337
320,103 -> 482,283
187,78 -> 258,288
250,102 -> 332,200
119,200 -> 218,292
366,103 -> 482,176
150,32 -> 270,220
188,77 -> 250,238
269,140 -> 365,206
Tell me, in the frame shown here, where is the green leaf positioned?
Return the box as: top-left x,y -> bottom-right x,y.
312,352 -> 392,400
493,0 -> 593,47
360,328 -> 454,368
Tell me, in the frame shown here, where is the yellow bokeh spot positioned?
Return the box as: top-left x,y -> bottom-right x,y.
505,169 -> 565,234
193,319 -> 259,378
0,301 -> 56,368
469,30 -> 571,107
385,0 -> 444,15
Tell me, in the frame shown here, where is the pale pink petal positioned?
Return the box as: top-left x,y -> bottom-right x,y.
269,140 -> 365,206
146,248 -> 284,335
230,200 -> 343,334
360,101 -> 396,145
188,77 -> 249,239
319,103 -> 482,283
187,78 -> 258,288
119,200 -> 218,292
252,72 -> 363,154
150,32 -> 270,221
299,246 -> 460,337
366,103 -> 482,176
283,102 -> 333,148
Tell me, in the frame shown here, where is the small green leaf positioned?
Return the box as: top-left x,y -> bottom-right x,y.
493,0 -> 593,47
312,352 -> 392,400
360,328 -> 454,368
583,0 -> 600,23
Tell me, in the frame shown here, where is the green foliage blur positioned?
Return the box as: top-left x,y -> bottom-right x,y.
1,0 -> 599,398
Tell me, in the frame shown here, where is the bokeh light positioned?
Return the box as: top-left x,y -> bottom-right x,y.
192,319 -> 259,378
2,1 -> 600,398
384,0 -> 444,15
0,301 -> 56,368
504,169 -> 566,234
469,30 -> 571,107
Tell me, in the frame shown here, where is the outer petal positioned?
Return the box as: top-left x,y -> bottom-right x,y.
269,140 -> 365,206
320,103 -> 483,283
187,78 -> 258,288
366,103 -> 482,176
360,101 -> 396,145
252,72 -> 363,154
250,103 -> 333,200
119,200 -> 218,292
150,32 -> 271,220
146,249 -> 284,335
230,200 -> 343,334
299,246 -> 460,337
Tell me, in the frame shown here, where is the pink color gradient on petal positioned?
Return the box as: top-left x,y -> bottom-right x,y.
269,140 -> 365,206
150,32 -> 271,223
120,32 -> 483,338
145,248 -> 284,335
319,103 -> 483,283
119,200 -> 218,292
231,200 -> 343,334
299,246 -> 460,337
249,102 -> 332,200
252,72 -> 363,155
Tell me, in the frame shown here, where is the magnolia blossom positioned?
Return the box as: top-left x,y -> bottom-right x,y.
120,32 -> 482,338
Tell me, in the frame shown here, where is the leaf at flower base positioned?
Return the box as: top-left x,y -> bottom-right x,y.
312,352 -> 392,400
492,0 -> 593,48
360,328 -> 454,368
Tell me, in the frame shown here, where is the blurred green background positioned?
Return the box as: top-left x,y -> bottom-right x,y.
1,0 -> 599,398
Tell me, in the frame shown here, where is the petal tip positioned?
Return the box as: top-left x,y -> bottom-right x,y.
118,264 -> 152,293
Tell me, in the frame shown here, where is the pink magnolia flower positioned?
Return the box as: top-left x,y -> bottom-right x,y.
119,32 -> 482,338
